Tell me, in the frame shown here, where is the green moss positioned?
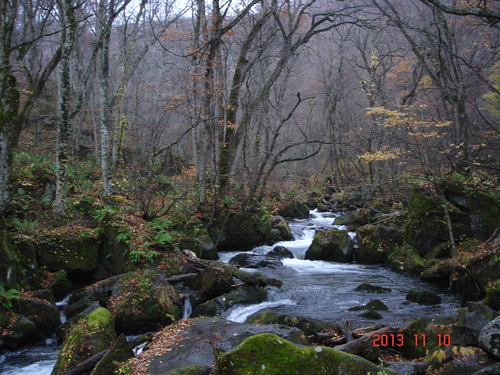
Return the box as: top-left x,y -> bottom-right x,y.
216,333 -> 396,375
388,245 -> 424,274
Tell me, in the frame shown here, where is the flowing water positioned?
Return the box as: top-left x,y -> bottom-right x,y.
1,210 -> 461,373
220,210 -> 461,328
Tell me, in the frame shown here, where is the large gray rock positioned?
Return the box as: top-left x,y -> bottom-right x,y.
479,316 -> 500,359
228,253 -> 283,269
305,229 -> 353,262
145,318 -> 308,375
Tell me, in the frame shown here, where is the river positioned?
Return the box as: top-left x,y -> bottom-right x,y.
0,210 -> 461,374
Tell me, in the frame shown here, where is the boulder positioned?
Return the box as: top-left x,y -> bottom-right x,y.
356,224 -> 401,264
349,299 -> 388,311
406,290 -> 441,305
209,209 -> 272,251
145,318 -> 308,374
403,186 -> 472,257
359,311 -> 382,320
245,311 -> 336,337
107,269 -> 181,334
215,333 -> 397,375
354,283 -> 391,294
90,334 -> 134,375
333,208 -> 374,226
47,270 -> 74,301
36,227 -> 100,274
388,245 -> 425,274
184,265 -> 234,298
267,246 -> 294,259
228,253 -> 283,269
273,220 -> 294,241
1,314 -> 38,347
191,285 -> 267,317
277,201 -> 310,219
179,232 -> 218,260
403,318 -> 453,358
13,297 -> 61,335
52,307 -> 116,375
478,316 -> 500,359
305,229 -> 353,262
453,308 -> 492,346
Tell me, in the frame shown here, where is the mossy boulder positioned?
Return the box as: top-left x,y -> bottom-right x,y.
13,297 -> 61,335
0,236 -> 25,289
274,220 -> 294,241
1,314 -> 38,347
349,299 -> 388,311
184,265 -> 234,299
305,229 -> 353,262
403,186 -> 472,257
355,224 -> 402,264
406,290 -> 441,305
179,231 -> 218,260
90,333 -> 134,375
478,316 -> 500,359
333,207 -> 374,226
93,225 -> 134,279
108,269 -> 181,334
278,201 -> 310,219
245,311 -> 336,337
388,245 -> 425,274
47,270 -> 74,301
215,332 -> 396,375
52,307 -> 116,375
11,235 -> 41,289
36,226 -> 100,274
209,209 -> 272,251
403,318 -> 453,358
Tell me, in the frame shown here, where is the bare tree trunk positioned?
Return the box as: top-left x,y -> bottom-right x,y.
55,0 -> 77,219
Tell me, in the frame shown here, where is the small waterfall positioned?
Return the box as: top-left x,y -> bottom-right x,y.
182,295 -> 192,319
55,292 -> 72,324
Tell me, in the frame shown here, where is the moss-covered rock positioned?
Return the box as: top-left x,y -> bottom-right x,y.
209,209 -> 272,251
13,297 -> 61,335
245,311 -> 336,337
388,245 -> 425,274
403,318 -> 453,358
356,224 -> 402,264
108,269 -> 181,334
305,229 -> 353,262
406,290 -> 441,305
274,220 -> 294,241
403,186 -> 472,257
47,270 -> 74,301
267,246 -> 294,259
184,265 -> 233,299
0,236 -> 24,289
52,307 -> 116,375
349,299 -> 388,311
1,314 -> 38,347
228,253 -> 283,269
354,283 -> 391,294
277,201 -> 310,219
36,226 -> 100,274
90,334 -> 134,375
215,333 -> 396,375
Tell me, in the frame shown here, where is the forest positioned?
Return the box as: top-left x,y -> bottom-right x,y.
0,0 -> 499,374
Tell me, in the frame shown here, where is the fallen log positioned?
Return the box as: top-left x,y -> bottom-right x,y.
335,326 -> 399,356
165,273 -> 199,283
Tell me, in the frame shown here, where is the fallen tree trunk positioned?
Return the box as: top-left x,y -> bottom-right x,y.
336,326 -> 399,356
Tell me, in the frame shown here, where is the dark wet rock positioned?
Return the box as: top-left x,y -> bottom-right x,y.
209,209 -> 272,251
478,316 -> 500,359
388,245 -> 425,274
453,308 -> 492,346
359,310 -> 382,319
108,269 -> 181,334
305,229 -> 353,262
333,207 -> 374,226
179,232 -> 218,260
66,274 -> 124,319
145,318 -> 308,375
349,299 -> 388,311
90,334 -> 134,375
245,311 -> 337,337
354,283 -> 391,294
47,270 -> 74,301
267,246 -> 294,259
215,332 -> 396,375
471,362 -> 500,374
406,290 -> 441,305
278,201 -> 310,219
228,253 -> 283,269
403,317 -> 453,359
57,301 -> 102,343
2,315 -> 38,346
191,285 -> 267,317
184,265 -> 233,298
13,297 -> 61,335
52,307 -> 116,375
32,288 -> 55,305
384,361 -> 429,375
356,224 -> 402,264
